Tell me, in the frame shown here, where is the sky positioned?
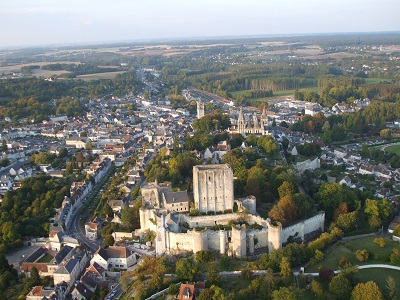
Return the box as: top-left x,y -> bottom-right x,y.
1,0 -> 399,48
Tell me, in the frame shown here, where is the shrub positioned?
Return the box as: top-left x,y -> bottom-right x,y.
390,248 -> 400,266
319,269 -> 334,281
373,237 -> 386,248
338,257 -> 351,268
355,249 -> 369,262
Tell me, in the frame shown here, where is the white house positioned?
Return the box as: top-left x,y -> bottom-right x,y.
91,246 -> 137,270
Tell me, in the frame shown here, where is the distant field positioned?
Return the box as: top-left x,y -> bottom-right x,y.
31,69 -> 71,77
231,86 -> 318,101
0,61 -> 80,72
385,144 -> 400,154
76,71 -> 127,81
365,78 -> 390,84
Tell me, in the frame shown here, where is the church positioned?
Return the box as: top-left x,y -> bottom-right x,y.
138,164 -> 325,257
233,106 -> 270,137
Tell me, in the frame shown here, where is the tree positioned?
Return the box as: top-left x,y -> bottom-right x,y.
319,269 -> 334,281
355,249 -> 369,262
104,234 -> 115,247
314,249 -> 324,262
58,147 -> 68,158
329,274 -> 352,300
310,280 -> 324,297
386,276 -> 397,300
278,181 -> 296,199
390,248 -> 400,265
269,195 -> 298,226
168,283 -> 179,295
272,287 -> 300,300
373,237 -> 386,248
280,256 -> 291,277
176,258 -> 201,281
85,142 -> 94,150
317,183 -> 343,221
380,128 -> 392,139
195,250 -> 214,263
206,265 -> 221,286
394,224 -> 400,237
198,288 -> 214,300
351,281 -> 383,300
241,267 -> 253,280
259,269 -> 275,300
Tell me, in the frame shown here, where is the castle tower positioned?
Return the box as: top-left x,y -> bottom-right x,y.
232,225 -> 247,258
219,230 -> 226,255
237,107 -> 246,136
197,100 -> 205,119
193,164 -> 234,214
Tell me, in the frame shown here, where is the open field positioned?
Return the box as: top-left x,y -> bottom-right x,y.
384,144 -> 400,154
0,61 -> 80,72
31,68 -> 71,77
307,236 -> 399,272
76,71 -> 127,80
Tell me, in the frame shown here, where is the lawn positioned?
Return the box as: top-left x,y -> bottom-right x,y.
354,268 -> 400,291
385,145 -> 400,155
307,236 -> 398,272
37,253 -> 54,263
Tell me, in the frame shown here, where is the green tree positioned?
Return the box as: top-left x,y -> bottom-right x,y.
280,256 -> 291,277
272,287 -> 300,300
259,269 -> 275,300
206,265 -> 221,286
104,234 -> 115,247
278,181 -> 296,199
380,128 -> 392,139
351,281 -> 383,300
386,276 -> 397,300
176,258 -> 201,281
329,274 -> 352,300
310,280 -> 324,297
85,142 -> 94,150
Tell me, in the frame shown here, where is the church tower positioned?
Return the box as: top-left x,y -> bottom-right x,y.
260,105 -> 268,128
197,100 -> 205,119
237,107 -> 246,136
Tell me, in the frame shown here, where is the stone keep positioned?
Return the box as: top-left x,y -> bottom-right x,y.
193,164 -> 234,213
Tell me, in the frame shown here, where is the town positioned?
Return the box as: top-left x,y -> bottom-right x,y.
0,31 -> 399,300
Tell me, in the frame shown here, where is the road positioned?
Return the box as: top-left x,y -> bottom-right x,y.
294,264 -> 400,276
66,172 -> 113,252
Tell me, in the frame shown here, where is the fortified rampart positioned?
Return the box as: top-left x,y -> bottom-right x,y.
281,211 -> 325,243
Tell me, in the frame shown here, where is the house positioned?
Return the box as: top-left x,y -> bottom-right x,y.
85,221 -> 100,241
26,286 -> 56,300
178,282 -> 205,300
162,191 -> 189,213
91,246 -> 137,270
339,176 -> 352,187
53,258 -> 81,290
71,282 -> 94,300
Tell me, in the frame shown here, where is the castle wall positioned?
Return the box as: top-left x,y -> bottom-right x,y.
206,230 -> 221,251
139,208 -> 158,232
252,229 -> 269,249
167,231 -> 195,252
281,212 -> 325,244
180,213 -> 239,228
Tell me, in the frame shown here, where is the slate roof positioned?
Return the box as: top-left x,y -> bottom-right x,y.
55,245 -> 73,265
163,191 -> 188,204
